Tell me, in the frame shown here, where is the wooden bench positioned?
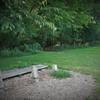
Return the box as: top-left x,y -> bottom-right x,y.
0,64 -> 47,89
2,64 -> 47,80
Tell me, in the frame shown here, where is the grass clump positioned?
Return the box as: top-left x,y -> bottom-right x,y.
50,69 -> 71,79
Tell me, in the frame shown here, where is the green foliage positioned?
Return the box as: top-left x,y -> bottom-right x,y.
91,22 -> 100,40
20,43 -> 42,53
0,0 -> 99,52
50,69 -> 71,79
37,6 -> 95,48
0,43 -> 42,57
0,48 -> 23,57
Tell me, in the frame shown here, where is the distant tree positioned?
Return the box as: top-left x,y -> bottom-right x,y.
0,0 -> 99,51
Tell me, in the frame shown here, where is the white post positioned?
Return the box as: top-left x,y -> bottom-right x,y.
31,66 -> 39,82
52,64 -> 58,71
0,71 -> 4,89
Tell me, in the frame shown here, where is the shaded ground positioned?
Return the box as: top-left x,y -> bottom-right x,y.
0,69 -> 97,100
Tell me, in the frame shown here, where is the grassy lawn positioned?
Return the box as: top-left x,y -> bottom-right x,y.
0,46 -> 100,93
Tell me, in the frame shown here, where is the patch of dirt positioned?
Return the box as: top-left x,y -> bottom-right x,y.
0,69 -> 97,100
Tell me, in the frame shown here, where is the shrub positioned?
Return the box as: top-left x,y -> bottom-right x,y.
19,43 -> 42,54
29,43 -> 42,53
50,69 -> 71,79
0,48 -> 23,57
0,49 -> 11,57
0,43 -> 43,57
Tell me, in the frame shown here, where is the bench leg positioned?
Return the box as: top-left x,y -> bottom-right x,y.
0,71 -> 4,89
31,66 -> 39,82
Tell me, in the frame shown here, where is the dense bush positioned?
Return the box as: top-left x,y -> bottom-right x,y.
0,0 -> 100,55
0,43 -> 42,57
19,43 -> 42,53
0,48 -> 23,57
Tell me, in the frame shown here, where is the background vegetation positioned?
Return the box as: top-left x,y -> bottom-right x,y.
0,0 -> 100,56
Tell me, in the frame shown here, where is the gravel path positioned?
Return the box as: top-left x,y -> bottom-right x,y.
0,70 -> 96,100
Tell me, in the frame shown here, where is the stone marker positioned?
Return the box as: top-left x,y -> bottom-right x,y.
52,64 -> 58,71
31,66 -> 39,82
0,71 -> 4,89
31,65 -> 39,78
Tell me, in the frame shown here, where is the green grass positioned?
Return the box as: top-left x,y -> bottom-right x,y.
50,69 -> 71,79
0,46 -> 100,94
